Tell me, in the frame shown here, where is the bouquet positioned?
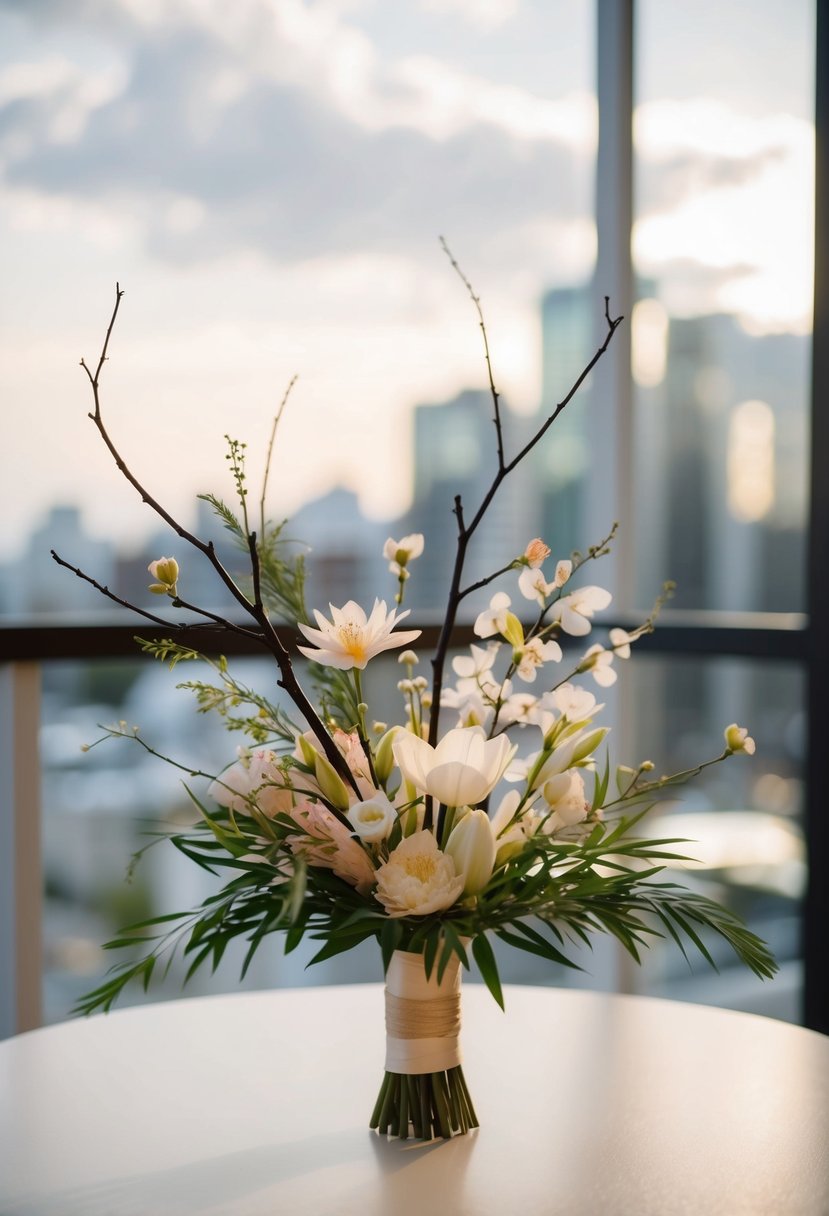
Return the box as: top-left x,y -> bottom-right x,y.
56,260 -> 776,1142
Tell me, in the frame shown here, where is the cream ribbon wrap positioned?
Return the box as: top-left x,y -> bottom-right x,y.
384,949 -> 463,1075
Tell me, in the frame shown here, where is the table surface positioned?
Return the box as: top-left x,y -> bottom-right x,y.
2,984 -> 828,1216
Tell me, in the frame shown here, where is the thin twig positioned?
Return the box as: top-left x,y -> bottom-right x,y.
260,376 -> 297,541
440,237 -> 505,472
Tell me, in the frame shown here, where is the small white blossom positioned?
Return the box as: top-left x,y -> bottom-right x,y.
383,534 -> 424,575
579,644 -> 617,687
554,560 -> 573,588
347,791 -> 398,843
452,643 -> 499,680
514,637 -> 563,682
551,683 -> 600,722
551,585 -> 612,636
473,592 -> 512,639
518,566 -> 556,605
609,627 -> 632,658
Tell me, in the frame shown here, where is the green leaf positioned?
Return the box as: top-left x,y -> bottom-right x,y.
471,933 -> 504,1010
381,919 -> 403,973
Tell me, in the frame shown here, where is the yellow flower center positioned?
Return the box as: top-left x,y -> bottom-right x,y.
337,623 -> 367,663
403,854 -> 437,883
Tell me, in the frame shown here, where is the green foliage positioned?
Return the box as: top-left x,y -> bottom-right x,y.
76,802 -> 778,1017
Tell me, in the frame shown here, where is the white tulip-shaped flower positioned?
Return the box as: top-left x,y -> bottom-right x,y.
297,599 -> 420,670
393,725 -> 516,807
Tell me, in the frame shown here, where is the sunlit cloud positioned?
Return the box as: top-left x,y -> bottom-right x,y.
634,98 -> 813,334
420,0 -> 521,32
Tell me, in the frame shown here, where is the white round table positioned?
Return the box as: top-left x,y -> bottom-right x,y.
2,985 -> 828,1215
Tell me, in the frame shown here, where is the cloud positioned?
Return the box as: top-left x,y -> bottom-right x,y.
0,0 -> 593,272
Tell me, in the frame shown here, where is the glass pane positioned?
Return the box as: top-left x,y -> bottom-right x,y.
0,1 -> 595,620
623,654 -> 804,1023
633,0 -> 814,612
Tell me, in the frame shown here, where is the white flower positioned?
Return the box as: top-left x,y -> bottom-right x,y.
297,599 -> 420,670
383,533 -> 424,575
551,586 -> 612,636
208,748 -> 292,818
551,683 -> 600,722
374,831 -> 464,917
147,556 -> 179,596
579,643 -> 617,687
490,789 -> 539,865
523,538 -> 551,568
609,627 -> 632,658
445,808 -> 496,896
498,692 -> 542,726
452,643 -> 499,680
526,726 -> 609,790
518,566 -> 556,605
554,560 -> 572,588
441,684 -> 492,730
725,723 -> 756,755
347,791 -> 398,843
514,637 -> 562,682
473,592 -> 512,639
392,725 -> 516,807
539,770 -> 588,833
288,801 -> 377,895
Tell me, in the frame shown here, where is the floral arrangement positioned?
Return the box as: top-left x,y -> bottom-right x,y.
56,260 -> 776,1142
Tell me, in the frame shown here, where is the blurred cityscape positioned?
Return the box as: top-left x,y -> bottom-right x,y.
2,281 -> 809,1023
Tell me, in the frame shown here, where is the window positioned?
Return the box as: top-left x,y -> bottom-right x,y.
1,0 -> 823,1034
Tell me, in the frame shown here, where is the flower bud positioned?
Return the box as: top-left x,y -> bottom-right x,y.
313,752 -> 351,811
724,724 -> 756,755
571,726 -> 609,765
523,538 -> 551,568
373,726 -> 400,785
147,556 -> 179,596
445,808 -> 496,897
502,611 -> 525,648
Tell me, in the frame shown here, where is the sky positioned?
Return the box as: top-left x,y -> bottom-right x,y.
0,0 -> 815,561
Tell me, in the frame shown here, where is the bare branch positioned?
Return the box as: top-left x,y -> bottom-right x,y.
440,237 -> 505,472
72,288 -> 360,798
51,549 -> 178,628
428,288 -> 624,746
457,560 -> 519,603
